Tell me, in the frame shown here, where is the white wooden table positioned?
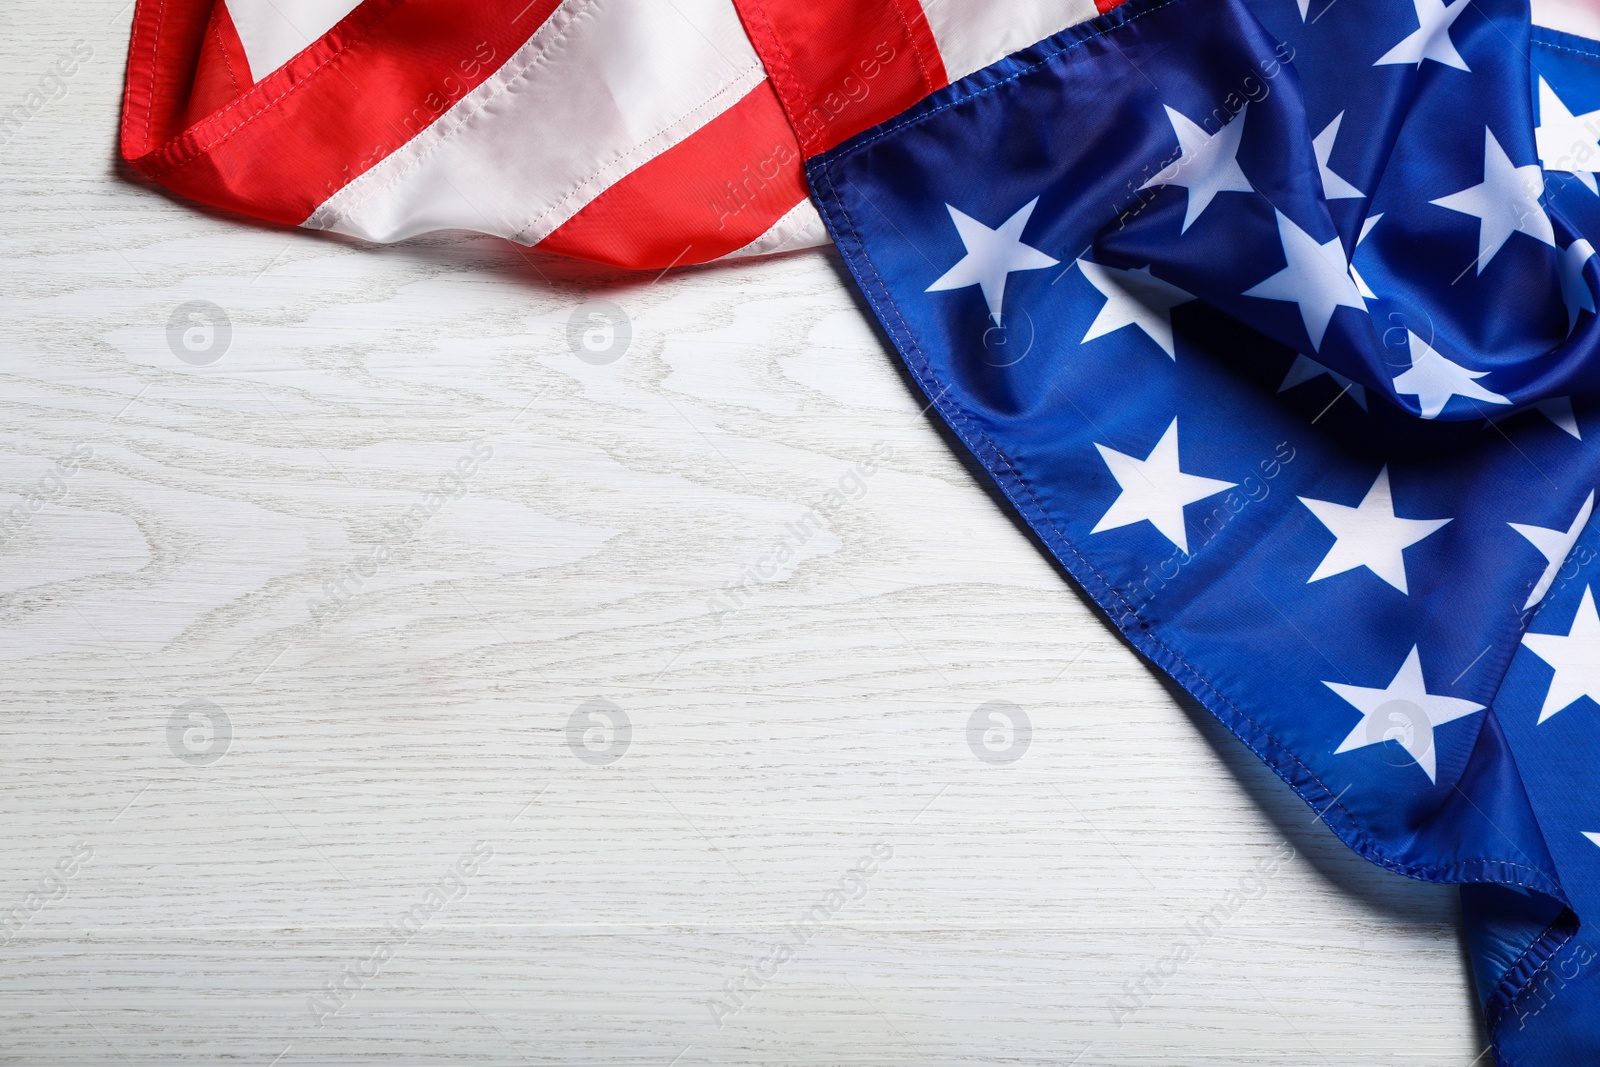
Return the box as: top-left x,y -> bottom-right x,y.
0,3 -> 1484,1063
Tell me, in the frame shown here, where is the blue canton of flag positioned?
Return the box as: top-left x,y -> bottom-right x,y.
808,0 -> 1600,1057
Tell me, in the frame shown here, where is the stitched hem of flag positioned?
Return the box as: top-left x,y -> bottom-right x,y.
118,0 -> 559,227
1532,24 -> 1600,64
1482,907 -> 1579,1057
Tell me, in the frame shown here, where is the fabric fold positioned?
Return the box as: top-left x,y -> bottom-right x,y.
807,0 -> 1600,1056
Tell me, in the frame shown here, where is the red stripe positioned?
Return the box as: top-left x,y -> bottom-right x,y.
183,1 -> 254,128
731,0 -> 948,157
121,0 -> 559,226
537,80 -> 806,270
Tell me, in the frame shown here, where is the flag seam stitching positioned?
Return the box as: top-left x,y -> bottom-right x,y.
823,0 -> 1182,159
137,2 -> 410,178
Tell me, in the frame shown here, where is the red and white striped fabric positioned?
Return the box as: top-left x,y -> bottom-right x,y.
120,0 -> 1119,269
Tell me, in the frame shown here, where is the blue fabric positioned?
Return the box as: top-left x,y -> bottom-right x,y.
807,0 -> 1600,1057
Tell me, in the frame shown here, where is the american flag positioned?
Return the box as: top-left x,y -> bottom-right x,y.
123,0 -> 1600,1059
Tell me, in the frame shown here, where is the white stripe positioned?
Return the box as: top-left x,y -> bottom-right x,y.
305,0 -> 764,246
720,199 -> 829,260
1531,0 -> 1600,40
224,0 -> 363,81
919,0 -> 1101,82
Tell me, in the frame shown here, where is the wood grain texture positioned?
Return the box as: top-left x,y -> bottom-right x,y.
0,4 -> 1484,1064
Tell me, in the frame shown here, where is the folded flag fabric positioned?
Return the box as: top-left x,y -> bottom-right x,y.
809,0 -> 1600,1057
118,0 -> 1111,267
121,0 -> 1600,1059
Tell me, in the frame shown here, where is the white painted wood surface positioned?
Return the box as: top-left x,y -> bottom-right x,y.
0,4 -> 1484,1063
